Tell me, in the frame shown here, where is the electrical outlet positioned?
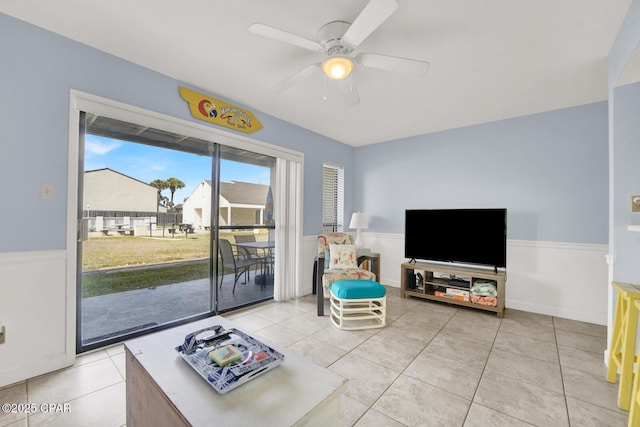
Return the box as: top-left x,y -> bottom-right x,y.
0,325 -> 5,344
632,196 -> 640,213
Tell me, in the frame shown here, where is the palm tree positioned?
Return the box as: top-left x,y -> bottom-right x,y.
165,177 -> 185,207
150,179 -> 168,210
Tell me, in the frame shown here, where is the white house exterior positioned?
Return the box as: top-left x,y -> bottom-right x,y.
182,180 -> 269,229
182,181 -> 212,229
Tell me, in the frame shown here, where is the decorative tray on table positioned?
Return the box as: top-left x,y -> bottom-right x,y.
175,325 -> 285,394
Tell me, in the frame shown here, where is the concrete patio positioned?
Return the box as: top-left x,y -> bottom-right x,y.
81,274 -> 273,344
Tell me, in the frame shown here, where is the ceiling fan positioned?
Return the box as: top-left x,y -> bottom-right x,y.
249,0 -> 430,105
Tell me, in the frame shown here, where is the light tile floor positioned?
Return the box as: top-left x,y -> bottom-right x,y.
0,287 -> 629,426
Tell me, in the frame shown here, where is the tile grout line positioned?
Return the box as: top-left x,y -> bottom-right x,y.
461,312 -> 503,426
553,316 -> 573,426
469,314 -> 545,426
22,354 -> 125,426
334,302 -> 456,426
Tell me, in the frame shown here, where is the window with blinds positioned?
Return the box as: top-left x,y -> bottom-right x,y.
322,164 -> 344,233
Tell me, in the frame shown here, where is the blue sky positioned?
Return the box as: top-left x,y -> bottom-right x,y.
85,135 -> 272,204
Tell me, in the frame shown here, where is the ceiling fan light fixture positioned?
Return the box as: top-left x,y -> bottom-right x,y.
322,56 -> 354,80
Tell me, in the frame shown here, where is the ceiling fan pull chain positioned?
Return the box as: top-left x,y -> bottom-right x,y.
323,75 -> 329,101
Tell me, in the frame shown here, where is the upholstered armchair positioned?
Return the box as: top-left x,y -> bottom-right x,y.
316,232 -> 376,316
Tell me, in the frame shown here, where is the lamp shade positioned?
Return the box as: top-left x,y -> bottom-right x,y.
349,212 -> 369,230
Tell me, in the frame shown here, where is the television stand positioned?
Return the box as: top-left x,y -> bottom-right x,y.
401,261 -> 505,317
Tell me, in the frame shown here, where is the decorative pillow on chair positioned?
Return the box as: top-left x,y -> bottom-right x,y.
329,244 -> 357,269
324,249 -> 330,270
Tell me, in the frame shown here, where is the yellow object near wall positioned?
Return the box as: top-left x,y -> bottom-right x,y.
179,86 -> 263,134
607,281 -> 640,412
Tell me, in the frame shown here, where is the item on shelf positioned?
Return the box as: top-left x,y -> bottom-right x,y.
470,294 -> 498,306
448,278 -> 470,288
435,289 -> 469,301
176,325 -> 285,394
426,284 -> 447,294
447,288 -> 470,300
408,273 -> 416,289
471,279 -> 498,297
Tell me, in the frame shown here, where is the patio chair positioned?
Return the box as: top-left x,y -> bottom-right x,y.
218,239 -> 261,293
234,234 -> 259,282
236,234 -> 272,275
234,234 -> 260,261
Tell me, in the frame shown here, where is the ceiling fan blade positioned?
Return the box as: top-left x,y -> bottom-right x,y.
272,63 -> 321,93
341,0 -> 398,50
338,76 -> 360,106
357,52 -> 430,75
249,23 -> 323,52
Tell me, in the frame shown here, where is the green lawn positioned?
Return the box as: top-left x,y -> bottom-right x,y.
81,231 -> 265,297
82,260 -> 210,298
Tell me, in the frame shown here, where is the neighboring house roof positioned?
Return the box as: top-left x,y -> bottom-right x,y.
220,181 -> 269,206
85,168 -> 157,190
195,180 -> 269,206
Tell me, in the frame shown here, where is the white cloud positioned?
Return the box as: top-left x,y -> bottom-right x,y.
148,163 -> 165,171
85,139 -> 121,155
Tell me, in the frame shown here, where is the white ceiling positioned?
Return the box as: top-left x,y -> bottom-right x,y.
617,42 -> 640,86
0,0 -> 632,146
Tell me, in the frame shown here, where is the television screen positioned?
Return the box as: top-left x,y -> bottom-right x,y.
404,209 -> 507,268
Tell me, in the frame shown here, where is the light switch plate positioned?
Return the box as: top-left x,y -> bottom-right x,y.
632,196 -> 640,212
40,183 -> 54,200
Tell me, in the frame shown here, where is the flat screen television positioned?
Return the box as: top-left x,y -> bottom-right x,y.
404,208 -> 507,269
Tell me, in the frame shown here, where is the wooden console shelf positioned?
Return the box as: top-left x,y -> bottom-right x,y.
401,261 -> 506,318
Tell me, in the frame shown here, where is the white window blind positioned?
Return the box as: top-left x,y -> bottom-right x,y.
322,164 -> 344,233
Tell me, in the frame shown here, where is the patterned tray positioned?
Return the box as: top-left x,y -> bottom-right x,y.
175,325 -> 285,394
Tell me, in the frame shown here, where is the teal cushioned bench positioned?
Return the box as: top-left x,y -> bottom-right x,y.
331,280 -> 386,299
329,280 -> 386,330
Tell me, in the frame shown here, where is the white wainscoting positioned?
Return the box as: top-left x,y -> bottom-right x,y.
507,240 -> 608,325
1,237 -> 608,386
301,233 -> 609,325
0,250 -> 74,387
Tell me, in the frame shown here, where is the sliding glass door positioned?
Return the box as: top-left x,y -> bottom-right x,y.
76,113 -> 276,352
216,146 -> 276,312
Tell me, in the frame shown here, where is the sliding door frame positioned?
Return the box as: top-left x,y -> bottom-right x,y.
66,90 -> 304,356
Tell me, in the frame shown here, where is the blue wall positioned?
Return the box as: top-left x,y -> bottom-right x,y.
353,103 -> 609,243
0,12 -> 613,254
612,81 -> 640,283
613,81 -> 640,281
609,0 -> 640,282
0,13 -> 354,252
